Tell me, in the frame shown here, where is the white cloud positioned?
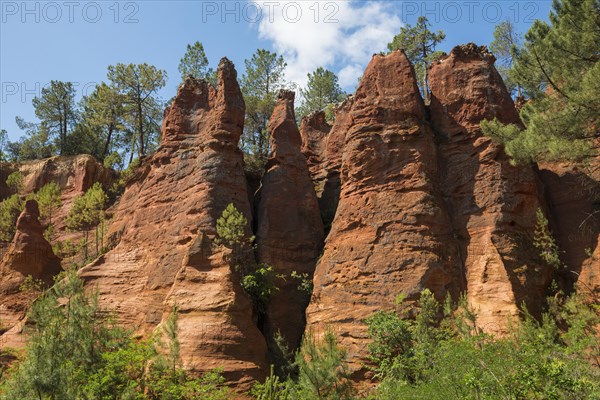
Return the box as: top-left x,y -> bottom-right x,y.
252,1 -> 402,93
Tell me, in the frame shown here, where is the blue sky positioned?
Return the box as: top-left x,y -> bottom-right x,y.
1,1 -> 552,142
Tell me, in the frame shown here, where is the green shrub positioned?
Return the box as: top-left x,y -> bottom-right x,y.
5,171 -> 24,195
0,194 -> 24,242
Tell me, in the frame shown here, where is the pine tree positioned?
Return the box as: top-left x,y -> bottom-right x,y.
0,194 -> 24,242
297,68 -> 346,120
387,16 -> 446,101
80,82 -> 126,159
483,0 -> 600,164
490,19 -> 523,96
107,63 -> 167,160
66,182 -> 107,259
178,41 -> 214,83
240,49 -> 288,162
32,80 -> 78,155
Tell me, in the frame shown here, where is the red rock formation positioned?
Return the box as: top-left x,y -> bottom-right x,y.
306,51 -> 460,378
79,59 -> 268,389
300,110 -> 331,197
299,99 -> 354,230
256,90 -> 324,351
429,43 -> 551,333
0,155 -> 115,252
538,157 -> 600,298
0,200 -> 62,347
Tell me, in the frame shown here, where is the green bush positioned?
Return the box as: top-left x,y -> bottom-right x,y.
0,194 -> 24,242
1,268 -> 232,400
5,171 -> 24,195
366,291 -> 600,400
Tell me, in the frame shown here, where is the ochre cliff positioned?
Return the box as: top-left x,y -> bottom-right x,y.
0,200 -> 62,347
255,90 -> 324,352
78,59 -> 268,389
305,44 -> 555,379
306,50 -> 461,379
0,43 -> 596,392
429,44 -> 551,333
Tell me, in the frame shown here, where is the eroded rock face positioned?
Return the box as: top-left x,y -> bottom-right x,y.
256,91 -> 324,351
0,155 -> 115,248
0,200 -> 62,346
429,43 -> 551,333
538,155 -> 600,298
79,59 -> 267,389
300,111 -> 331,199
306,51 -> 460,378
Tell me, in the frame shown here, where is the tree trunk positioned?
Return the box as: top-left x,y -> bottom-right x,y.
103,124 -> 114,159
138,98 -> 144,157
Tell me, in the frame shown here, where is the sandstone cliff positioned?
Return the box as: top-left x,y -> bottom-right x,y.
306,50 -> 461,378
429,44 -> 552,333
0,200 -> 62,347
256,90 -> 324,352
78,59 -> 268,388
305,45 -> 555,379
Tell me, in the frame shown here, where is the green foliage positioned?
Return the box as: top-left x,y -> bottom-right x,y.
32,81 -> 78,155
0,194 -> 24,242
387,16 -> 445,100
66,182 -> 107,232
6,171 -> 24,195
534,208 -> 563,269
35,182 -> 61,224
241,265 -> 279,314
240,49 -> 288,160
215,203 -> 278,315
1,269 -> 232,400
80,83 -> 126,160
215,203 -> 252,249
291,330 -> 355,400
290,271 -> 313,306
0,129 -> 7,162
66,182 -> 108,259
490,19 -> 523,96
109,157 -> 140,198
485,0 -> 600,164
178,41 -> 214,83
251,365 -> 292,400
367,291 -> 600,400
297,68 -> 346,119
107,63 -> 167,159
7,118 -> 55,161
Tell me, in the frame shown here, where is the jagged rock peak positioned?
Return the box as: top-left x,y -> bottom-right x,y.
268,89 -> 301,157
435,42 -> 496,65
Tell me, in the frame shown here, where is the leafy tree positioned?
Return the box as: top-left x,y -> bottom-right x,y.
387,16 -> 445,101
66,182 -> 108,259
32,80 -> 78,154
490,19 -> 523,96
297,68 -> 346,120
483,0 -> 600,164
0,194 -> 24,242
178,41 -> 214,83
6,171 -> 24,195
107,63 -> 167,160
80,82 -> 126,159
240,49 -> 289,161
